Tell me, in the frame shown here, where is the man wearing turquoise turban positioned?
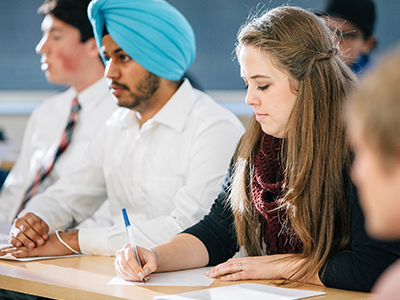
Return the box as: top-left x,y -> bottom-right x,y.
89,0 -> 196,81
5,0 -> 244,257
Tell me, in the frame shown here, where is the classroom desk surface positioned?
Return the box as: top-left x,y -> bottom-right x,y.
0,256 -> 371,300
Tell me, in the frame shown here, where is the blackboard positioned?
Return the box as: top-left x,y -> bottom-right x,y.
1,0 -> 399,91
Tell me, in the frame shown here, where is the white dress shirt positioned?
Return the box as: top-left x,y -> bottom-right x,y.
0,77 -> 118,224
22,79 -> 245,255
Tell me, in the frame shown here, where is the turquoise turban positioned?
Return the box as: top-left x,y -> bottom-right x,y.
88,0 -> 196,81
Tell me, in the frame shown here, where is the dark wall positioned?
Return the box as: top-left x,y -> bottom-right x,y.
1,0 -> 399,91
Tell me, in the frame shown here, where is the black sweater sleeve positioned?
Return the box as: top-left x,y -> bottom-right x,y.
184,167 -> 400,292
319,180 -> 400,292
182,166 -> 239,266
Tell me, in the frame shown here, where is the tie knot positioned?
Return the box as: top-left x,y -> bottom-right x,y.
71,97 -> 81,113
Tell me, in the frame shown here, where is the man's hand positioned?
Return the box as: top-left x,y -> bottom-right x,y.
1,230 -> 80,258
8,213 -> 49,248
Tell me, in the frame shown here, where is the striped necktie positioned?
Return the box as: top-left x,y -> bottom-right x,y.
16,97 -> 81,216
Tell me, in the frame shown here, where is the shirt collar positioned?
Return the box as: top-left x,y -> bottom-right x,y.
75,77 -> 111,110
120,78 -> 195,132
151,78 -> 195,132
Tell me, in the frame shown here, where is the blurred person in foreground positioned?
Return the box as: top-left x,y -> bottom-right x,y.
346,46 -> 400,299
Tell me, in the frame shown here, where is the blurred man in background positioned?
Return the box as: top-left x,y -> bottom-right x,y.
0,0 -> 117,226
317,0 -> 377,76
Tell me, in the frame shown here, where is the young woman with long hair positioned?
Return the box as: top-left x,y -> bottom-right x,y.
114,6 -> 400,292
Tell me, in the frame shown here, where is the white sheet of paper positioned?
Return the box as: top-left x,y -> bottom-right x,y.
154,283 -> 325,300
108,267 -> 214,287
0,241 -> 84,261
0,252 -> 84,261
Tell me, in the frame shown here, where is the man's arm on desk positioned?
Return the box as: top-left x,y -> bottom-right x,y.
0,230 -> 80,257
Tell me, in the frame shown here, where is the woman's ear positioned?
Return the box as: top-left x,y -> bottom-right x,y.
289,77 -> 300,94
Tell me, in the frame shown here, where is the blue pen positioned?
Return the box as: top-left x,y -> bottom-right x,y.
122,208 -> 145,283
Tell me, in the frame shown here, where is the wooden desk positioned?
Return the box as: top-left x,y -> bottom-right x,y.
0,256 -> 371,300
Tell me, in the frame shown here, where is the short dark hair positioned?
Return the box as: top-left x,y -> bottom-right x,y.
38,0 -> 93,42
317,0 -> 376,39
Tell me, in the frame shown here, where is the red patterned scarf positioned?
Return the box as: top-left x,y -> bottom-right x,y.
252,134 -> 302,255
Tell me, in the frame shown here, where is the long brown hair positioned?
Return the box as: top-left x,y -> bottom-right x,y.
230,6 -> 357,284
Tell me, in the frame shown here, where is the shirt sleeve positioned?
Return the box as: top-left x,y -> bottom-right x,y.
78,221 -> 155,256
20,126 -> 108,233
320,180 -> 400,292
0,111 -> 38,223
79,117 -> 244,255
183,164 -> 239,266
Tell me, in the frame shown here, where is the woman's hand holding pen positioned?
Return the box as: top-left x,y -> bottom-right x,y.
8,213 -> 49,249
115,244 -> 158,282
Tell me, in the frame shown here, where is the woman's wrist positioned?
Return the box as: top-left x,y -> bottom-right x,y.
269,254 -> 303,280
147,247 -> 160,266
273,255 -> 322,285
